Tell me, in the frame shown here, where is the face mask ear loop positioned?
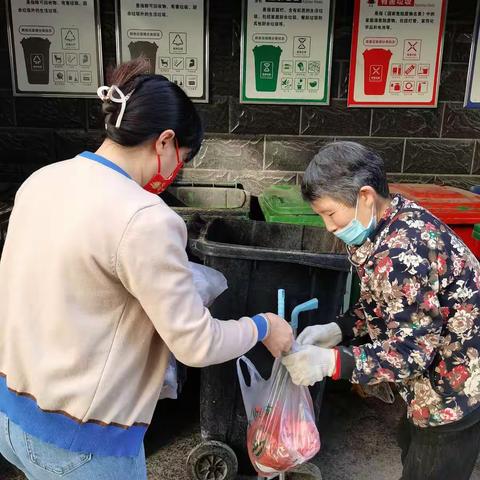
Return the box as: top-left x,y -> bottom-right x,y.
175,138 -> 180,165
354,195 -> 360,221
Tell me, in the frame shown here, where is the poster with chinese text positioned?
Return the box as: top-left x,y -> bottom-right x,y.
7,0 -> 103,97
116,0 -> 208,102
241,0 -> 334,105
348,0 -> 447,108
465,1 -> 480,108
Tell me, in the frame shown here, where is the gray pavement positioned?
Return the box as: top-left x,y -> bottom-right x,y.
1,379 -> 480,480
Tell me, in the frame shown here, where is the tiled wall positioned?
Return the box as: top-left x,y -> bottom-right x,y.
1,0 -> 480,199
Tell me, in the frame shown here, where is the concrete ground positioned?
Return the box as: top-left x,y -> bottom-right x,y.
1,376 -> 480,480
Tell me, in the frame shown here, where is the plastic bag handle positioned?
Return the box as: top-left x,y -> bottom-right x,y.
236,356 -> 264,397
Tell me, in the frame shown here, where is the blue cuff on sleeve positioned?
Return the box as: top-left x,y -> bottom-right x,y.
252,314 -> 269,341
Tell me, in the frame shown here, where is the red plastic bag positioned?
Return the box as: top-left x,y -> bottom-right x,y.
237,357 -> 320,477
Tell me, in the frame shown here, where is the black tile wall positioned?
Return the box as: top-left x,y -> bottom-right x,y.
15,98 -> 87,129
0,0 -> 479,197
450,24 -> 475,63
195,96 -> 230,133
0,49 -> 12,90
0,95 -> 14,127
439,64 -> 469,102
340,137 -> 404,173
230,100 -> 301,135
443,103 -> 480,138
54,130 -> 105,161
404,139 -> 475,174
193,134 -> 264,170
371,108 -> 443,138
473,141 -> 480,174
0,129 -> 55,181
264,136 -> 331,171
301,101 -> 371,136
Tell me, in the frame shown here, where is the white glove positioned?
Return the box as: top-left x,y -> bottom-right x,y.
281,345 -> 336,386
297,322 -> 342,348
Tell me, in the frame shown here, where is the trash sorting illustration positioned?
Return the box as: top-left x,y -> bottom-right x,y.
21,37 -> 51,85
253,45 -> 282,92
128,41 -> 158,73
362,48 -> 393,95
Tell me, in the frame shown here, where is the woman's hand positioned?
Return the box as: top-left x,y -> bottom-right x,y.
262,313 -> 294,357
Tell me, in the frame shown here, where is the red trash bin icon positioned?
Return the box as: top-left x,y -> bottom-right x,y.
362,48 -> 393,95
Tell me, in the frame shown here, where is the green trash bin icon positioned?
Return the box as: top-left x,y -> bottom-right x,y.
253,45 -> 282,92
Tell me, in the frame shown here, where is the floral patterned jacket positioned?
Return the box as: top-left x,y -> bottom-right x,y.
337,194 -> 480,428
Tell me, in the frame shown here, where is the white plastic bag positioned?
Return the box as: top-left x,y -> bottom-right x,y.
237,356 -> 320,477
159,354 -> 178,400
189,261 -> 228,307
159,262 -> 228,400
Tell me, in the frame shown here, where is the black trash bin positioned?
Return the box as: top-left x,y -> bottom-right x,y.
186,218 -> 349,479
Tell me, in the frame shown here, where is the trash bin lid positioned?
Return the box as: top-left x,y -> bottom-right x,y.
389,183 -> 480,225
259,185 -> 324,227
168,186 -> 248,209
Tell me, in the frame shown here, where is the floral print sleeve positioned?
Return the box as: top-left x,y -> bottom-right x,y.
335,300 -> 369,342
351,240 -> 444,385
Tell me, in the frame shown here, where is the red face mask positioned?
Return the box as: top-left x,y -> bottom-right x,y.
143,141 -> 184,194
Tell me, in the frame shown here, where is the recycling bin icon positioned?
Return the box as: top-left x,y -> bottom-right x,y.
253,45 -> 282,92
128,41 -> 158,73
362,48 -> 393,95
21,37 -> 51,85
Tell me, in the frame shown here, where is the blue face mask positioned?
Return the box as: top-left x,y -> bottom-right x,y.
334,197 -> 377,246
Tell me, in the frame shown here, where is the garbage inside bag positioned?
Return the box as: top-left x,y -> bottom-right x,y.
159,262 -> 228,400
237,356 -> 320,477
189,261 -> 228,307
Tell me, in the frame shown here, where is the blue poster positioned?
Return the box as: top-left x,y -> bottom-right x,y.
465,1 -> 480,108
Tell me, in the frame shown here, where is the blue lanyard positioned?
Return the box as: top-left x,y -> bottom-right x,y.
79,151 -> 132,180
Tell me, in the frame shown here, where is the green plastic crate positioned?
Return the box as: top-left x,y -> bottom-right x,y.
473,224 -> 480,241
258,185 -> 325,227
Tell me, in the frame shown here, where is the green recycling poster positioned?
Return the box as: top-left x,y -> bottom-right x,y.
240,0 -> 334,105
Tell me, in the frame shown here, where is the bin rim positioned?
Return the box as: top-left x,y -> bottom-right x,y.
188,218 -> 350,272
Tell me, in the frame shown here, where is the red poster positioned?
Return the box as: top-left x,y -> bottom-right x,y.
348,0 -> 447,107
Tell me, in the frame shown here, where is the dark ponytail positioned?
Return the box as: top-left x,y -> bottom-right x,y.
101,58 -> 203,159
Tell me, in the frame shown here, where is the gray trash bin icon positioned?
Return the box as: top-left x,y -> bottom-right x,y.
21,37 -> 51,85
128,41 -> 158,73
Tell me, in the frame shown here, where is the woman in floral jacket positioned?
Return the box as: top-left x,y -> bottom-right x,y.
282,141 -> 480,480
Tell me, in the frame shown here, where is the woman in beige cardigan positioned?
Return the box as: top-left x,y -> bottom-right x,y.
0,59 -> 292,480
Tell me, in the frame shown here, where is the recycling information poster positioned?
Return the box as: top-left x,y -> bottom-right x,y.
116,0 -> 208,102
7,0 -> 103,97
465,2 -> 480,108
348,0 -> 447,108
241,0 -> 334,104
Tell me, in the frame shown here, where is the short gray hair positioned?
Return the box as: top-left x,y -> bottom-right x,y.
301,141 -> 389,207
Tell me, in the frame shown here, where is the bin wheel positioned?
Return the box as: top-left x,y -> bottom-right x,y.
186,440 -> 238,480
